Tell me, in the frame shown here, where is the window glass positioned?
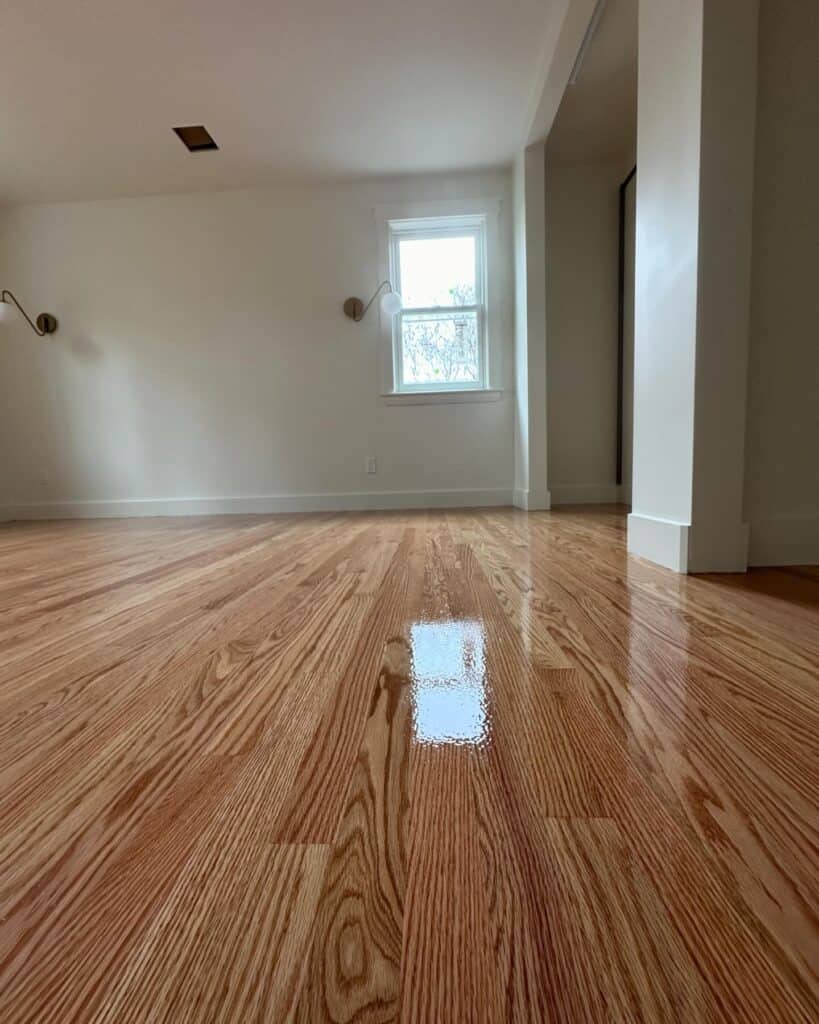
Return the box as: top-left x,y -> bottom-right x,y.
398,235 -> 476,308
390,217 -> 487,392
400,310 -> 479,386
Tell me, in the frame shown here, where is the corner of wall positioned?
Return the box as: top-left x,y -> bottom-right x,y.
687,519 -> 749,573
748,515 -> 819,567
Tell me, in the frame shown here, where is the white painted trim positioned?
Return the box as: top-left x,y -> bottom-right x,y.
550,484 -> 619,505
687,521 -> 750,574
748,515 -> 819,567
388,215 -> 489,393
513,487 -> 551,511
0,489 -> 513,522
375,197 -> 504,394
374,197 -> 503,225
381,388 -> 502,406
629,512 -> 752,574
525,0 -> 600,144
627,512 -> 689,573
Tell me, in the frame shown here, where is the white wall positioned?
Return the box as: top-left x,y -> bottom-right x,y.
630,0 -> 702,535
621,174 -> 636,503
511,0 -> 603,514
545,157 -> 630,505
0,170 -> 515,516
628,0 -> 758,572
512,144 -> 550,511
744,0 -> 819,565
513,153 -> 530,502
688,0 -> 759,571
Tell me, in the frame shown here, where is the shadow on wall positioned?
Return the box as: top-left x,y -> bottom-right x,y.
66,333 -> 104,365
0,320 -> 157,505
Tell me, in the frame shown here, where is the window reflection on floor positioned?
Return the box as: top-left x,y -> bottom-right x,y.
409,620 -> 489,746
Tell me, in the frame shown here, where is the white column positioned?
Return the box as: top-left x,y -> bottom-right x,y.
628,0 -> 759,572
513,142 -> 550,511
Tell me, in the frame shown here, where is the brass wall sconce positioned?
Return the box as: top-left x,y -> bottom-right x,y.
343,280 -> 402,322
0,290 -> 58,335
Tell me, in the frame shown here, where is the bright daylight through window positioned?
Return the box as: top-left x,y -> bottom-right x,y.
389,216 -> 487,392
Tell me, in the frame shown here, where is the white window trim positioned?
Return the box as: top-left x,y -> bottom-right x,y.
374,198 -> 503,402
390,218 -> 487,393
380,388 -> 503,406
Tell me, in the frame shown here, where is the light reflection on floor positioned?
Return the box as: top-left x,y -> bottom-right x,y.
409,620 -> 489,746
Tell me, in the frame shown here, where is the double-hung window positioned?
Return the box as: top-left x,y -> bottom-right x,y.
389,215 -> 488,393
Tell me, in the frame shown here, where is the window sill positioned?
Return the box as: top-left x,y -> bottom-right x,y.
381,388 -> 503,406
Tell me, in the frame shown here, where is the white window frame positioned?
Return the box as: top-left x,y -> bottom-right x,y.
389,215 -> 487,394
375,198 -> 502,403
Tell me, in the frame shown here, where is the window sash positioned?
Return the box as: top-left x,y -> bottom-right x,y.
398,303 -> 481,317
396,307 -> 485,392
389,219 -> 488,393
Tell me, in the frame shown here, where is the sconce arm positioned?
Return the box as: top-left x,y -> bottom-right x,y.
2,290 -> 47,336
356,280 -> 394,322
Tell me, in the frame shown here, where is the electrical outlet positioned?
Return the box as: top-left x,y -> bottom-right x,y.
366,456 -> 377,475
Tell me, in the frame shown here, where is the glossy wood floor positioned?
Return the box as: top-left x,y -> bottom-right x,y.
0,507 -> 816,1023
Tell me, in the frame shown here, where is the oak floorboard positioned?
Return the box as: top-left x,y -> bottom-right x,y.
527,542 -> 818,999
0,519 -> 369,779
539,817 -> 713,1022
401,741 -> 504,1024
291,524 -> 429,1023
0,517 -> 294,654
272,527 -> 417,844
394,521 -> 505,1022
93,735 -> 331,1024
454,509 -> 819,1002
294,635 -> 413,1023
562,686 -> 814,1021
96,842 -> 330,1024
0,518 -> 307,701
0,540 -> 377,1021
0,507 -> 815,1022
448,540 -> 607,817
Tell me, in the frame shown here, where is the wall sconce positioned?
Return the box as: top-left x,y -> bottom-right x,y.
0,290 -> 58,335
343,280 -> 402,322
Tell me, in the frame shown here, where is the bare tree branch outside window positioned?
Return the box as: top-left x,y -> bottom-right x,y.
401,282 -> 479,385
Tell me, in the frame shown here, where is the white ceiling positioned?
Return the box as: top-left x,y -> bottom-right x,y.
0,0 -> 557,204
547,0 -> 637,164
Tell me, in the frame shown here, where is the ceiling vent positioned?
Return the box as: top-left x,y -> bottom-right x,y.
172,125 -> 219,152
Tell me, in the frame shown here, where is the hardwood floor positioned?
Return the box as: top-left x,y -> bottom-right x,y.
0,506 -> 816,1022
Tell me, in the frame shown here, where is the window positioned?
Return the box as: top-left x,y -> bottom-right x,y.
389,215 -> 488,393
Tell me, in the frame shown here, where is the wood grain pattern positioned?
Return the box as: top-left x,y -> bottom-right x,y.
294,635 -> 413,1022
0,506 -> 816,1022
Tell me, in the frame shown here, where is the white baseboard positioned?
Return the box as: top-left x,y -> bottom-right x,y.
628,512 -> 753,573
627,513 -> 689,573
550,483 -> 619,506
687,519 -> 749,574
513,487 -> 551,511
749,515 -> 819,566
0,488 -> 513,522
